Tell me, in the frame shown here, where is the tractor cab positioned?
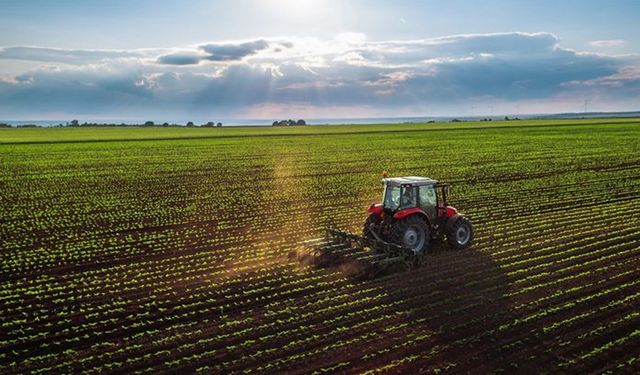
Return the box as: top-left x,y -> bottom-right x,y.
378,176 -> 454,225
382,176 -> 439,221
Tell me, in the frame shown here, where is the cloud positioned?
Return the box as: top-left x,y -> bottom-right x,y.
156,39 -> 291,65
200,39 -> 270,61
590,39 -> 626,48
157,52 -> 202,65
346,32 -> 561,67
0,39 -> 280,67
0,46 -> 144,64
0,32 -> 638,119
562,64 -> 640,99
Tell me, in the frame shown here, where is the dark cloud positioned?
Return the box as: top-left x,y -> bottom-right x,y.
156,39 -> 280,65
157,52 -> 202,65
199,39 -> 270,61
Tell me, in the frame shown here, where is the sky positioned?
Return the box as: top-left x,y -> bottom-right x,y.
0,0 -> 639,122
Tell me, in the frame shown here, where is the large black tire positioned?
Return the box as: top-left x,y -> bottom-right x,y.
447,216 -> 473,250
362,214 -> 382,239
390,215 -> 430,254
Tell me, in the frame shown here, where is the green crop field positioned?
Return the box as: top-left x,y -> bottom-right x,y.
1,119 -> 639,373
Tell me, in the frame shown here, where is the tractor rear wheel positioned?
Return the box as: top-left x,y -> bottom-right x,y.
447,217 -> 473,250
391,215 -> 430,253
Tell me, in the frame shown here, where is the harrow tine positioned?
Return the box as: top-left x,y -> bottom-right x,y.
302,238 -> 329,245
354,253 -> 388,262
300,225 -> 418,279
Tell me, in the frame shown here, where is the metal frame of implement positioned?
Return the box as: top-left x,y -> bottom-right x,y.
301,225 -> 422,279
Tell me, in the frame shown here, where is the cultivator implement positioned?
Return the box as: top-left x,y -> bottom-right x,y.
300,226 -> 422,279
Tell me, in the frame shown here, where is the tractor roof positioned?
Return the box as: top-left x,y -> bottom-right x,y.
383,176 -> 437,187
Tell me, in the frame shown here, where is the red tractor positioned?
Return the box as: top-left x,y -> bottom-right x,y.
363,176 -> 473,253
302,176 -> 473,278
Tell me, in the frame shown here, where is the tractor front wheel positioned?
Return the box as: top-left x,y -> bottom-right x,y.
391,215 -> 430,254
447,217 -> 474,250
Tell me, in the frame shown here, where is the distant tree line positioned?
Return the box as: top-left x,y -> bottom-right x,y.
0,123 -> 39,128
272,119 -> 307,126
144,121 -> 222,127
447,117 -> 521,123
0,120 -> 226,128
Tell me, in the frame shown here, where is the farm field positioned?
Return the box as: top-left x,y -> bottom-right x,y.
1,119 -> 639,373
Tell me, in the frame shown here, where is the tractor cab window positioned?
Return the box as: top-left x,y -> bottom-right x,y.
419,185 -> 438,222
400,186 -> 417,209
383,186 -> 401,210
419,185 -> 437,207
384,185 -> 417,211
